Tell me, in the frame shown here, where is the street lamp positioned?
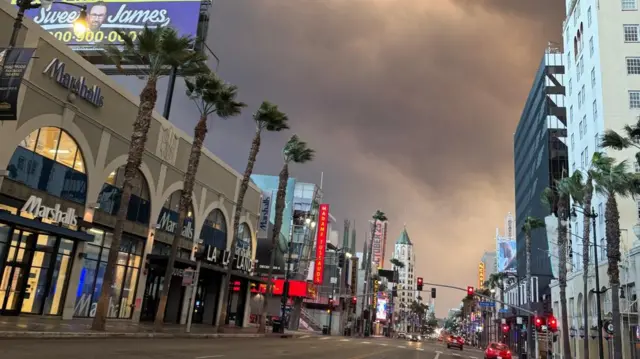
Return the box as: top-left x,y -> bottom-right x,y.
9,0 -> 88,48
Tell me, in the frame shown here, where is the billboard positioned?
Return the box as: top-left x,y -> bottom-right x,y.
478,262 -> 485,288
313,204 -> 329,285
376,299 -> 387,320
497,235 -> 517,273
16,0 -> 201,52
257,191 -> 273,238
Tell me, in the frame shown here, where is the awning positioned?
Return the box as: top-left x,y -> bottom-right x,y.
0,210 -> 94,242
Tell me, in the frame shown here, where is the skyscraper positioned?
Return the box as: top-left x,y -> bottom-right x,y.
392,226 -> 416,331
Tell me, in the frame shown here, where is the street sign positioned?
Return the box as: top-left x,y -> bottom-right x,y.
330,277 -> 337,284
499,308 -> 509,313
479,301 -> 495,307
182,268 -> 194,286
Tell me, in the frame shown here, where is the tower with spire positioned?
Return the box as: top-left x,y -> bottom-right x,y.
392,224 -> 417,331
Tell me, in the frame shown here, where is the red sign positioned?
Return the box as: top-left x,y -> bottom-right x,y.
248,279 -> 309,297
313,204 -> 330,285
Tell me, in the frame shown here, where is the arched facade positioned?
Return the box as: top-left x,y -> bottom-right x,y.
97,165 -> 152,225
200,208 -> 227,250
156,190 -> 196,240
6,126 -> 89,204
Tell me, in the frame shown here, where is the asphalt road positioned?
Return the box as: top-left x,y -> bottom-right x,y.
1,335 -> 487,359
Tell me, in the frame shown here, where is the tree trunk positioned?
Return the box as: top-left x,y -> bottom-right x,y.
582,178 -> 593,359
258,162 -> 288,333
91,78 -> 157,331
605,195 -> 623,359
218,129 -> 262,331
558,196 -> 572,359
153,114 -> 208,329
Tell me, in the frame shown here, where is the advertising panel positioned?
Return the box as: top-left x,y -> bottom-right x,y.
0,48 -> 36,121
496,235 -> 516,273
253,279 -> 308,297
376,298 -> 387,320
15,0 -> 201,52
258,190 -> 272,238
313,204 -> 329,285
371,220 -> 387,269
478,262 -> 485,289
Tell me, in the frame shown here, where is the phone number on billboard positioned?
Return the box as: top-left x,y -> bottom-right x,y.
51,30 -> 141,45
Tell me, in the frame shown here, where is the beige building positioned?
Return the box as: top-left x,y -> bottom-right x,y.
0,1 -> 262,327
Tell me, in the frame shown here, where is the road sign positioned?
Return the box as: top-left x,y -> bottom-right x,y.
479,301 -> 495,307
182,268 -> 195,286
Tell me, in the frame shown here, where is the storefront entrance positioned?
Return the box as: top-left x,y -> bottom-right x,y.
0,226 -> 75,316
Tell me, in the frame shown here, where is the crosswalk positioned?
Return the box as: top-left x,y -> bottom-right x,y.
294,336 -> 483,357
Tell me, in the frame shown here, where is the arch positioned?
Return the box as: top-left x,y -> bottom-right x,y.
100,154 -> 156,204
199,208 -> 227,250
96,165 -> 152,225
6,125 -> 91,204
200,199 -> 231,247
236,222 -> 252,252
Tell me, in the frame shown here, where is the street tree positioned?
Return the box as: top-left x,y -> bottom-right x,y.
92,26 -> 207,331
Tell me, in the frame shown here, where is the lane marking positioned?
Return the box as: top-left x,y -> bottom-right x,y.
435,351 -> 442,359
320,337 -> 331,340
417,348 -> 425,351
379,343 -> 388,346
340,339 -> 350,342
300,335 -> 310,339
361,341 -> 371,344
453,354 -> 462,357
195,356 -> 224,359
398,345 -> 407,349
470,357 -> 478,359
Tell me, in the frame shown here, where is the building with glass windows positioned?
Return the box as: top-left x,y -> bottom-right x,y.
0,1 -> 262,328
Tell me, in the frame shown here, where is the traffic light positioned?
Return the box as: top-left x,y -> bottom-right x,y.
502,324 -> 510,333
351,296 -> 357,305
329,297 -> 335,308
417,277 -> 423,291
467,286 -> 474,298
548,314 -> 558,333
535,316 -> 546,332
338,253 -> 345,268
431,287 -> 436,299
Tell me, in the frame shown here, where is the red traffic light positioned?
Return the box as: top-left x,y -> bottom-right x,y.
502,324 -> 509,333
417,277 -> 423,285
467,286 -> 474,297
351,296 -> 357,304
548,315 -> 558,333
535,317 -> 542,326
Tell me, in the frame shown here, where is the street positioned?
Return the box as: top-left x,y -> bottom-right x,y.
1,336 -> 487,359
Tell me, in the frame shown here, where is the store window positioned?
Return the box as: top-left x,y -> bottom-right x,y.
237,223 -> 251,252
73,228 -> 142,318
199,209 -> 227,250
6,127 -> 87,204
156,191 -> 195,240
97,166 -> 151,225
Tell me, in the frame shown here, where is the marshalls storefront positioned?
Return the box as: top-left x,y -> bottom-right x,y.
0,1 -> 262,327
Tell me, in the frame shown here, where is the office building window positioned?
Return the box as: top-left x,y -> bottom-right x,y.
571,134 -> 575,149
593,100 -> 598,121
581,85 -> 586,104
568,79 -> 572,96
628,57 -> 640,74
587,7 -> 592,26
570,105 -> 574,123
630,91 -> 640,108
577,58 -> 582,81
583,115 -> 587,134
623,0 -> 638,10
624,25 -> 640,42
567,52 -> 571,70
595,133 -> 599,149
589,37 -> 594,57
578,89 -> 583,108
591,68 -> 596,88
579,120 -> 584,139
581,150 -> 585,168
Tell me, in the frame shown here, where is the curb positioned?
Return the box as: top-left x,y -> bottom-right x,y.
0,331 -> 266,339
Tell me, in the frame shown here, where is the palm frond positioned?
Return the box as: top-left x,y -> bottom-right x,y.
541,187 -> 556,211
283,134 -> 316,164
255,101 -> 290,132
522,216 -> 545,233
600,130 -> 633,150
373,210 -> 388,222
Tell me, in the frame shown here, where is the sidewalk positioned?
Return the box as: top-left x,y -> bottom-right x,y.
0,316 -> 314,339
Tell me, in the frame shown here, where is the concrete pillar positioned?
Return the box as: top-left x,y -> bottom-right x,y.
62,241 -> 86,320
242,282 -> 251,327
131,228 -> 155,323
214,277 -> 227,327
180,284 -> 193,325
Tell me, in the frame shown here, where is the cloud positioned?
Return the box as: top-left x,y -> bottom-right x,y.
116,0 -> 565,317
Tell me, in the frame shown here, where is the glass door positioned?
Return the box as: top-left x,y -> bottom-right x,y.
0,231 -> 34,315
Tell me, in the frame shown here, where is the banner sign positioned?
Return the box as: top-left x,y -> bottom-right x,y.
496,234 -> 517,273
0,48 -> 35,121
15,0 -> 201,52
313,203 -> 329,285
258,191 -> 272,238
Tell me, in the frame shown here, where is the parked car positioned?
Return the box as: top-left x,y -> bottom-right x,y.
409,334 -> 422,342
398,332 -> 407,339
484,342 -> 512,359
446,335 -> 464,350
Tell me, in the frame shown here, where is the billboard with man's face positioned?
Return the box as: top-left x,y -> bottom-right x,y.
497,235 -> 516,273
14,0 -> 201,53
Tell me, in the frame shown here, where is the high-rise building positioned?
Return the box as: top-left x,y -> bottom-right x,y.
562,0 -> 639,271
369,220 -> 389,269
513,45 -> 567,308
392,226 -> 416,331
481,251 -> 497,279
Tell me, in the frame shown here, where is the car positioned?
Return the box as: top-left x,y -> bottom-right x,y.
398,332 -> 407,339
409,334 -> 422,342
446,335 -> 464,350
485,342 -> 512,359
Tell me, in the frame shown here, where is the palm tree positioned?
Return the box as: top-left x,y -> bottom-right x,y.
522,216 -> 545,304
591,156 -> 639,359
216,102 -> 289,330
258,134 -> 315,333
153,72 -> 245,328
542,175 -> 575,359
91,26 -> 206,331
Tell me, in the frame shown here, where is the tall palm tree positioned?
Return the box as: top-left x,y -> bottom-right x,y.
153,72 -> 245,328
522,216 -> 545,303
217,101 -> 289,330
258,135 -> 315,333
591,156 -> 639,359
91,26 -> 206,331
542,176 -> 574,359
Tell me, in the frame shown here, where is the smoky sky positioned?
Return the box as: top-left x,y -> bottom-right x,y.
113,0 -> 565,317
